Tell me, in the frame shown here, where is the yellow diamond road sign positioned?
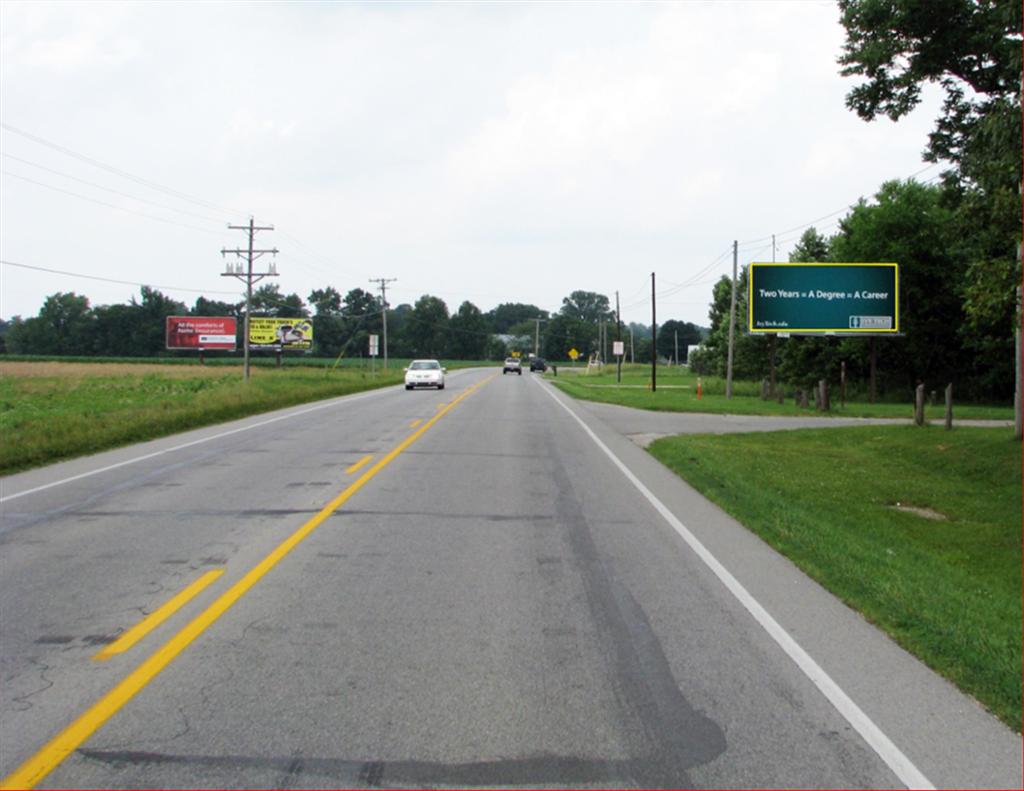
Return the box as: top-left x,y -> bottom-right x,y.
568,348 -> 579,360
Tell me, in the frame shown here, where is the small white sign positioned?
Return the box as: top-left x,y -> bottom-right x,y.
613,340 -> 625,356
369,334 -> 380,356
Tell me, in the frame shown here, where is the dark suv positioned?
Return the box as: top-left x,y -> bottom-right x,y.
529,357 -> 547,372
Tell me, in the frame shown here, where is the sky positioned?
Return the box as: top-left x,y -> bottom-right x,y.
0,0 -> 947,329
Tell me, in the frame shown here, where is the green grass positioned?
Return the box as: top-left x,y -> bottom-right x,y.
648,426 -> 1022,730
0,362 -> 407,474
548,364 -> 1014,421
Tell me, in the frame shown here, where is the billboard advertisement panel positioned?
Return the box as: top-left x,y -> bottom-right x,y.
248,317 -> 313,350
748,263 -> 899,334
166,316 -> 237,350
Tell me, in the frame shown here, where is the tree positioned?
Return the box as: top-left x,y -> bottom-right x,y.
838,0 -> 1021,396
6,292 -> 95,355
448,301 -> 490,360
251,284 -> 308,318
656,320 -> 702,362
485,303 -> 549,334
559,291 -> 614,324
699,271 -> 769,380
331,288 -> 382,359
838,0 -> 1021,172
128,287 -> 187,355
192,296 -> 241,317
788,227 -> 831,263
403,295 -> 450,358
541,314 -> 597,361
308,286 -> 342,316
830,179 -> 966,393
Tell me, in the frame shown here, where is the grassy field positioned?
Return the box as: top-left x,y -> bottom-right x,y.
548,364 -> 1015,421
0,361 -> 406,474
648,425 -> 1022,730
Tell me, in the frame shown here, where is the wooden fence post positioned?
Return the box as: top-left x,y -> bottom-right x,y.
945,383 -> 953,431
914,384 -> 926,426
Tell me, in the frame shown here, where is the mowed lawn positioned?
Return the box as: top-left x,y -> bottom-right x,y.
648,425 -> 1022,730
550,364 -> 1014,421
0,361 -> 404,474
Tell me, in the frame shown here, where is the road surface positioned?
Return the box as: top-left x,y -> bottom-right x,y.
1,368 -> 1019,788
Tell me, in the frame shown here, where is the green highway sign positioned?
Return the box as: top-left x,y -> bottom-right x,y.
748,263 -> 899,334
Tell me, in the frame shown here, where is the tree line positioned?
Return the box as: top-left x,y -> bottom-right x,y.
0,284 -> 703,365
2,2 -> 1017,402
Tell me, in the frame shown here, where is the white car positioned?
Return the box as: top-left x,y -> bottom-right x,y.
404,359 -> 446,390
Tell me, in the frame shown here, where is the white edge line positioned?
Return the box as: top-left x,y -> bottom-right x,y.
535,378 -> 935,791
0,387 -> 390,504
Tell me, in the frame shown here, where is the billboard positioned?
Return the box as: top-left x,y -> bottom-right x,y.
248,317 -> 313,350
166,316 -> 237,350
748,263 -> 899,334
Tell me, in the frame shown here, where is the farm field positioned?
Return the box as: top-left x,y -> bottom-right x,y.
0,360 -> 406,474
649,425 -> 1022,731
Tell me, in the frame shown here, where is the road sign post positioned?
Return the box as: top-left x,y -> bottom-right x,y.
369,334 -> 379,374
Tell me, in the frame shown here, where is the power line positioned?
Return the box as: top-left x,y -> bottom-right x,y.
2,171 -> 231,236
0,258 -> 239,296
1,122 -> 243,217
1,153 -> 228,225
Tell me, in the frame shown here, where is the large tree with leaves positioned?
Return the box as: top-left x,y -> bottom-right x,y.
402,295 -> 450,358
448,301 -> 490,360
838,0 -> 1021,393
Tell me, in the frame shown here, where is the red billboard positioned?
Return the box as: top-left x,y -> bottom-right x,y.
166,316 -> 237,350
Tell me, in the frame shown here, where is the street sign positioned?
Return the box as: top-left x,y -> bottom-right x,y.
166,316 -> 237,350
613,340 -> 624,356
748,263 -> 899,334
369,334 -> 379,356
568,348 -> 580,360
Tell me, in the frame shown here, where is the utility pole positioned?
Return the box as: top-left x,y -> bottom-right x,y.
532,316 -> 546,357
726,240 -> 738,399
369,277 -> 397,369
615,290 -> 622,383
630,325 -> 635,363
651,272 -> 657,392
221,218 -> 278,382
674,329 -> 679,367
772,233 -> 777,263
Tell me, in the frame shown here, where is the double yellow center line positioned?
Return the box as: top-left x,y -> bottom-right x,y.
2,377 -> 492,790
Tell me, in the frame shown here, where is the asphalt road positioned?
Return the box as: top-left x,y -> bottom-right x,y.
1,368 -> 1019,789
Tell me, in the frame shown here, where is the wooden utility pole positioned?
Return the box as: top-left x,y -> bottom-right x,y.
615,290 -> 622,383
726,240 -> 738,398
532,316 -> 546,357
221,218 -> 278,382
651,272 -> 657,392
369,277 -> 397,369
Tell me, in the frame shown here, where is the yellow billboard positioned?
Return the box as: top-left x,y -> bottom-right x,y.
248,318 -> 313,350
